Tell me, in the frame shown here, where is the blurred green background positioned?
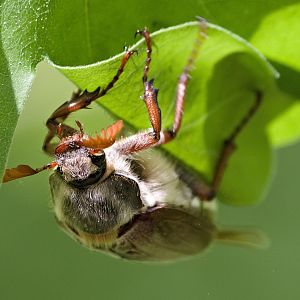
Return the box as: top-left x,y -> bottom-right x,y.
0,62 -> 300,300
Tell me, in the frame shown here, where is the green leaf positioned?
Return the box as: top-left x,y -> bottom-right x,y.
44,0 -> 300,63
250,3 -> 300,72
249,3 -> 300,145
0,0 -> 48,181
55,22 -> 281,205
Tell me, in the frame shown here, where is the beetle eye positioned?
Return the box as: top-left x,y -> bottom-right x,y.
89,151 -> 106,178
89,152 -> 106,169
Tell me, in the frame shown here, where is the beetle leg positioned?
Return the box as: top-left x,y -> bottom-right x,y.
209,90 -> 263,198
43,50 -> 137,155
135,28 -> 152,83
136,29 -> 161,139
116,20 -> 208,154
98,49 -> 138,98
114,29 -> 162,154
166,90 -> 262,201
160,18 -> 208,144
185,90 -> 263,201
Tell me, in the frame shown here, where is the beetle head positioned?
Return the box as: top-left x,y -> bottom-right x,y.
55,146 -> 106,188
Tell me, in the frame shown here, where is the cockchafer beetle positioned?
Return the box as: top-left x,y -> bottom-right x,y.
3,19 -> 266,261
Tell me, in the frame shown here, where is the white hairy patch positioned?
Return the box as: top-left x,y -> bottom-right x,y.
105,143 -> 216,211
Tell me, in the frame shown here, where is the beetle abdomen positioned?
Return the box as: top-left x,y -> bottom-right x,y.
109,206 -> 217,261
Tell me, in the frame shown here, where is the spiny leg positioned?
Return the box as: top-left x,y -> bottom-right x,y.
135,28 -> 152,83
43,49 -> 137,155
43,89 -> 87,155
113,29 -> 162,154
210,90 -> 263,198
136,28 -> 161,139
116,20 -> 207,154
133,29 -> 161,145
161,18 -> 208,144
42,89 -> 100,155
181,90 -> 263,201
163,90 -> 263,201
98,48 -> 138,97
